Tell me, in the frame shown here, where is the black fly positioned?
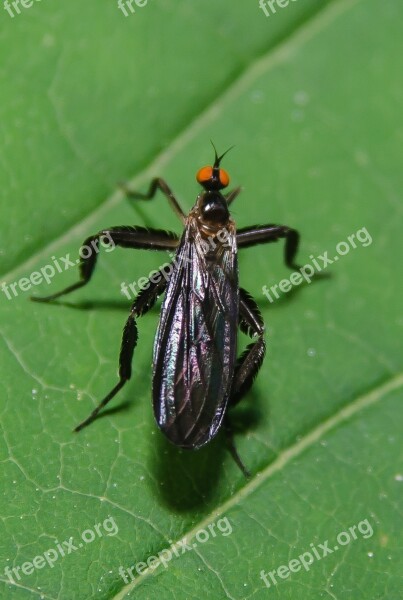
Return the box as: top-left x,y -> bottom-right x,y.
32,145 -> 301,477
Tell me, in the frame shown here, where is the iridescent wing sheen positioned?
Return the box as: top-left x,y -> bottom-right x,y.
152,217 -> 239,449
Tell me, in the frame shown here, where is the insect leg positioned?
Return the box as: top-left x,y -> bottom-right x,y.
31,226 -> 179,302
74,269 -> 169,432
237,224 -> 301,270
231,288 -> 266,406
224,288 -> 266,477
223,416 -> 251,478
121,178 -> 186,224
225,186 -> 242,205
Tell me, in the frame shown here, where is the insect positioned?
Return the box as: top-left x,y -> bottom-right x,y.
32,145 -> 301,476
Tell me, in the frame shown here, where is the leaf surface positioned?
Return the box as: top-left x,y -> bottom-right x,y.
1,1 -> 402,599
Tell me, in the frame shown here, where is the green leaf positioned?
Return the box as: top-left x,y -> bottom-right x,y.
1,0 -> 402,599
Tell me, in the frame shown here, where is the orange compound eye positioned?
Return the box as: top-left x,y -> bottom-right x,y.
196,166 -> 213,184
219,168 -> 230,188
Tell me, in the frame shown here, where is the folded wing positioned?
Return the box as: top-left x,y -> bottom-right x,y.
152,218 -> 239,449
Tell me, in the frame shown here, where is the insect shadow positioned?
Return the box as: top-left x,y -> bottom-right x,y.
153,432 -> 224,511
55,299 -> 132,312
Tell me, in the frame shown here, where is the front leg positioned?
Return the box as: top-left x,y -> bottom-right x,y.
31,226 -> 179,303
224,187 -> 242,206
121,177 -> 186,224
237,224 -> 301,270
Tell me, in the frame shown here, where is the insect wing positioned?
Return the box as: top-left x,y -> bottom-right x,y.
152,218 -> 239,448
